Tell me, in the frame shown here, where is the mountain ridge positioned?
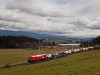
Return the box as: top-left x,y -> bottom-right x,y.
0,30 -> 94,40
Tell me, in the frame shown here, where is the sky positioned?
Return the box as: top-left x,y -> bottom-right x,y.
0,0 -> 100,38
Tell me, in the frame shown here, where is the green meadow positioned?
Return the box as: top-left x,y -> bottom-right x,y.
0,49 -> 100,75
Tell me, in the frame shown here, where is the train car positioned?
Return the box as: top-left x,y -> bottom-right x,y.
74,49 -> 79,53
53,52 -> 59,58
64,51 -> 69,55
71,50 -> 75,54
58,52 -> 63,57
88,47 -> 94,50
61,51 -> 66,56
79,48 -> 83,52
85,48 -> 88,50
77,49 -> 80,52
27,54 -> 46,63
68,50 -> 72,54
82,48 -> 86,51
46,54 -> 54,59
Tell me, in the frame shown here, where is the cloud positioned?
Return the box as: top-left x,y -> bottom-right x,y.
0,0 -> 100,37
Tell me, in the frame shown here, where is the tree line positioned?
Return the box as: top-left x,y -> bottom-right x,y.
0,35 -> 56,49
0,35 -> 99,49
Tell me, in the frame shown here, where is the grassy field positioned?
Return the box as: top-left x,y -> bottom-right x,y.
0,48 -> 100,75
0,47 -> 79,67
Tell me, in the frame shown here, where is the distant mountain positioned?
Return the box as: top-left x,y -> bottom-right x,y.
0,30 -> 94,40
0,30 -> 67,40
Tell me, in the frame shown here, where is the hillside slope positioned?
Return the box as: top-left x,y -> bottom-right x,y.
92,36 -> 100,45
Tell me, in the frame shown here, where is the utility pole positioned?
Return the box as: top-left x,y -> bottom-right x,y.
88,43 -> 89,47
39,46 -> 40,54
83,44 -> 84,48
39,39 -> 41,54
54,44 -> 57,60
72,46 -> 73,50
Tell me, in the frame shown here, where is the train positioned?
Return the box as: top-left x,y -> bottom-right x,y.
27,47 -> 94,63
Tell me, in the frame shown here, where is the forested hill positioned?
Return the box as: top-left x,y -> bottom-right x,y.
0,35 -> 39,48
92,36 -> 100,45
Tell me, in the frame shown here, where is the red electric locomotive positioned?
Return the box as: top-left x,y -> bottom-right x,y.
27,54 -> 46,63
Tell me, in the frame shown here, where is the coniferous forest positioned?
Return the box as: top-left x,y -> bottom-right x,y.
0,35 -> 56,49
0,35 -> 39,49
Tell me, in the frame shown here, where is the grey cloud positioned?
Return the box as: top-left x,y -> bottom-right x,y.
0,0 -> 100,37
0,20 -> 26,29
90,22 -> 100,30
6,0 -> 67,18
